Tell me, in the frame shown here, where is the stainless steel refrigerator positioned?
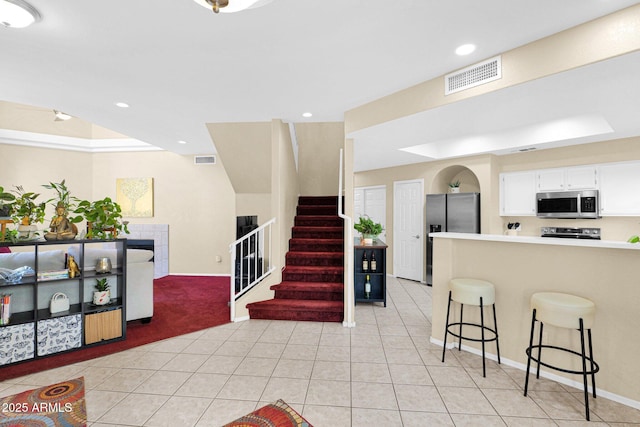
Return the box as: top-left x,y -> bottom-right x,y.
426,192 -> 481,286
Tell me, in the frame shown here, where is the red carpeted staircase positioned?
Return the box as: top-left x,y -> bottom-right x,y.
246,196 -> 344,322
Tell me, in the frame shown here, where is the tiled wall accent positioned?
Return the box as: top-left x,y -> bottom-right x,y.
126,224 -> 169,278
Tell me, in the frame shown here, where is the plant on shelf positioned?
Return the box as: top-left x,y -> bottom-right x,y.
449,180 -> 461,193
354,215 -> 384,245
75,197 -> 129,240
93,278 -> 111,305
9,186 -> 47,240
10,186 -> 46,226
42,180 -> 84,223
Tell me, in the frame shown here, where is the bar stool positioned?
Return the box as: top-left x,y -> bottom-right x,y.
524,292 -> 599,421
441,278 -> 501,377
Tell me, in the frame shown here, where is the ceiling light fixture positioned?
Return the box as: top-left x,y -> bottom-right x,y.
0,0 -> 40,28
455,44 -> 476,56
115,102 -> 129,108
302,112 -> 313,118
53,110 -> 72,121
193,0 -> 273,14
178,140 -> 187,144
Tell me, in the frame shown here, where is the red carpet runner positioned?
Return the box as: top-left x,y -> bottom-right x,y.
247,196 -> 344,322
0,275 -> 230,381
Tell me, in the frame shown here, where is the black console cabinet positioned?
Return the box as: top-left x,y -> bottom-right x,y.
354,238 -> 387,306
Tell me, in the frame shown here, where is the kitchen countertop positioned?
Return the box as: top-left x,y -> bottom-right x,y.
431,232 -> 640,250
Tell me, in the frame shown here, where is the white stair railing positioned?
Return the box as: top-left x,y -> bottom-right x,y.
338,149 -> 355,327
229,218 -> 276,321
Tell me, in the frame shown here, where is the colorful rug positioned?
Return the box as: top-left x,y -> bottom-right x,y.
223,399 -> 312,427
0,376 -> 86,426
0,275 -> 230,381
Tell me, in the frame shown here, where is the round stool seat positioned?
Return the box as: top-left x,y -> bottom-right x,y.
450,278 -> 495,306
531,292 -> 595,329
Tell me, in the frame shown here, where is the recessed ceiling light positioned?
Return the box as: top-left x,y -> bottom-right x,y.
0,0 -> 40,28
115,102 -> 129,108
455,44 -> 476,56
302,112 -> 312,118
178,140 -> 187,144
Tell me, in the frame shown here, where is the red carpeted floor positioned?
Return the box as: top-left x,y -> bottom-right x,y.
0,275 -> 230,381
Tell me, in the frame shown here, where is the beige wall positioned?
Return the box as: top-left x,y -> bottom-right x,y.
1,145 -> 237,275
295,122 -> 344,196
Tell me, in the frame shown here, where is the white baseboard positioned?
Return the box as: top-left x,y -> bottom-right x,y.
233,315 -> 250,323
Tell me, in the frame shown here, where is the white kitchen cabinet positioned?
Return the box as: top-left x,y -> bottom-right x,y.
500,171 -> 537,216
599,161 -> 640,216
537,166 -> 597,192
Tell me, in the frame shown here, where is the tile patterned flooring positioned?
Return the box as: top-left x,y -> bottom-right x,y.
2,277 -> 640,426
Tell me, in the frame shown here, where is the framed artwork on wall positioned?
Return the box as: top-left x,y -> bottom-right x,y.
116,178 -> 154,218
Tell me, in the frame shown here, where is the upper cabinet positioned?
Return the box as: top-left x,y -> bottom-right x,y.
537,166 -> 597,192
599,162 -> 640,216
501,161 -> 640,217
500,171 -> 536,216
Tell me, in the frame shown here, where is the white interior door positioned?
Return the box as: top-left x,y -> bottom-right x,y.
393,179 -> 424,282
354,186 -> 386,239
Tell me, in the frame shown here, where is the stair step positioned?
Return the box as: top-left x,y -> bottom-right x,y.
294,215 -> 343,227
271,281 -> 343,301
286,251 -> 344,266
289,238 -> 343,252
296,205 -> 337,216
282,266 -> 343,283
247,299 -> 343,322
292,226 -> 343,239
298,196 -> 339,206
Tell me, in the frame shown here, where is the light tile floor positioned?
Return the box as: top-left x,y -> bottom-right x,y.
2,277 -> 640,426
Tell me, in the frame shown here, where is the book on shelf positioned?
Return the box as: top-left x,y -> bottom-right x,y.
0,294 -> 10,325
37,269 -> 70,281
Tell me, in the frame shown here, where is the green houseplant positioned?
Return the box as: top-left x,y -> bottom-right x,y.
75,197 -> 129,239
10,186 -> 47,240
449,180 -> 461,193
354,216 -> 384,245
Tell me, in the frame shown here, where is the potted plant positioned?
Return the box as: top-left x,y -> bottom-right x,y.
10,186 -> 46,240
93,278 -> 110,305
0,186 -> 15,214
354,215 -> 384,245
449,180 -> 461,193
75,197 -> 129,239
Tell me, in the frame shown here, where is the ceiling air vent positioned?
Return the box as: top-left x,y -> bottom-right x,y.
445,56 -> 502,95
194,155 -> 216,165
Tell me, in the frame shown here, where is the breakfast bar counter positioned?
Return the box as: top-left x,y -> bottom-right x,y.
430,232 -> 640,408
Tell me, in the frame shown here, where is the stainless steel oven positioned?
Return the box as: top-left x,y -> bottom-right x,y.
540,227 -> 601,240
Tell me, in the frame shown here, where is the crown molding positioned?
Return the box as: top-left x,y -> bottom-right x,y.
0,129 -> 162,152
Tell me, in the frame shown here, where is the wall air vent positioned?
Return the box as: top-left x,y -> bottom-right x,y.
445,56 -> 502,95
194,155 -> 216,165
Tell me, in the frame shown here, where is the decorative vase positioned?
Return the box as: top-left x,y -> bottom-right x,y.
95,257 -> 112,274
362,234 -> 374,245
450,187 -> 460,193
93,290 -> 110,305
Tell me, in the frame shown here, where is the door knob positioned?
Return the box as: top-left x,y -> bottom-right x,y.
414,235 -> 420,239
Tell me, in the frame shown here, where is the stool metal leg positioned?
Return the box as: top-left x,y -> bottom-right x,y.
442,291 -> 452,363
579,318 -> 591,421
588,328 -> 597,399
480,296 -> 486,377
536,321 -> 544,379
458,303 -> 464,352
492,303 -> 501,364
524,308 -> 536,397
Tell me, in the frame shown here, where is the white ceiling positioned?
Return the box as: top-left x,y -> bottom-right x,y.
1,0 -> 638,168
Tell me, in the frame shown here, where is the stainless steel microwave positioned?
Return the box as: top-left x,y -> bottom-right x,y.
536,190 -> 600,219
